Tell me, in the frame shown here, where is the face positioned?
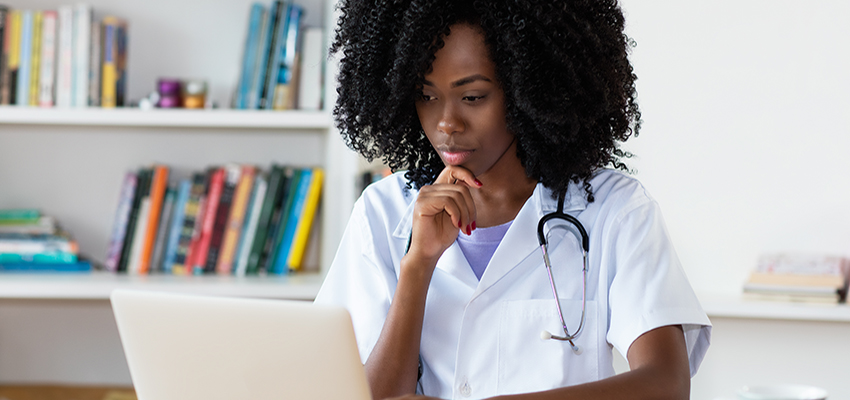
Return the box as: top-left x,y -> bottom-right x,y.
415,24 -> 516,178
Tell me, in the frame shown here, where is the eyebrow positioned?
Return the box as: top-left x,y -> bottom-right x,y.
422,74 -> 493,88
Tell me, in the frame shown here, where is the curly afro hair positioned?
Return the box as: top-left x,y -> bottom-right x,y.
331,0 -> 641,201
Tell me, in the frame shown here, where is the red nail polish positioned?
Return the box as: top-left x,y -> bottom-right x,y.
458,220 -> 462,228
466,225 -> 471,235
472,221 -> 476,230
474,179 -> 483,187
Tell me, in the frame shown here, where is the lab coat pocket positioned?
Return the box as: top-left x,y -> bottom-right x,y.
497,298 -> 598,395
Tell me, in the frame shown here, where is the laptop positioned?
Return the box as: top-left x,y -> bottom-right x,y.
110,289 -> 371,400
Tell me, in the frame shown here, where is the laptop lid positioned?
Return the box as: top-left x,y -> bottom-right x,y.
110,289 -> 371,400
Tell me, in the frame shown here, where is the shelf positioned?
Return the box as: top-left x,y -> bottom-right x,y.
0,106 -> 332,129
699,293 -> 850,323
0,271 -> 324,301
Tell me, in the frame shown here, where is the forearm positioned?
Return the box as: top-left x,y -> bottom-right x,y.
365,255 -> 437,400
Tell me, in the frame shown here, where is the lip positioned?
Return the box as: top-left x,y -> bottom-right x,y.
440,149 -> 473,165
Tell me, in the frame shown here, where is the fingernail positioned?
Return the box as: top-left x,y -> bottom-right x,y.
458,220 -> 462,228
474,179 -> 483,187
472,221 -> 476,230
466,225 -> 471,235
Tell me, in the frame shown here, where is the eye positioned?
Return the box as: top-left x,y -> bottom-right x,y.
417,93 -> 435,102
463,95 -> 485,102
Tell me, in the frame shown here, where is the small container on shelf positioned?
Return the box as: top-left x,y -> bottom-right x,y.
181,80 -> 208,109
156,78 -> 182,108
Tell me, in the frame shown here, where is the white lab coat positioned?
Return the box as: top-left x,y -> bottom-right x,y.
315,169 -> 711,399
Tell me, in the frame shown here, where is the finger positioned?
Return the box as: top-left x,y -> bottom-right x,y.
419,186 -> 474,233
434,165 -> 482,188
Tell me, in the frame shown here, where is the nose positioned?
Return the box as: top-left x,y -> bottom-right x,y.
436,104 -> 465,136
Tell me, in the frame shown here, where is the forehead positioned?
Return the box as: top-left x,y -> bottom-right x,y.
427,24 -> 496,80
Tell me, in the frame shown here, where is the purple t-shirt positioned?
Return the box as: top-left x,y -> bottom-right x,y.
456,220 -> 513,280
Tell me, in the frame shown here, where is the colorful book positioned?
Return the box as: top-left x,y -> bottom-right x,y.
150,186 -> 176,273
37,10 -> 57,107
105,171 -> 137,272
246,165 -> 290,274
193,167 -> 225,274
216,165 -> 255,274
204,165 -> 239,273
138,165 -> 170,273
0,216 -> 57,235
0,260 -> 91,273
15,9 -> 31,106
28,11 -> 41,106
72,4 -> 92,107
261,3 -> 290,110
271,168 -> 312,274
271,5 -> 302,110
88,18 -> 101,106
3,10 -> 21,105
0,209 -> 40,224
260,166 -> 298,273
0,6 -> 7,104
174,173 -> 208,275
286,168 -> 323,270
127,197 -> 151,274
55,6 -> 73,107
0,234 -> 78,263
234,173 -> 267,276
161,179 -> 191,274
101,16 -> 126,108
252,0 -> 283,109
115,20 -> 127,106
236,3 -> 265,109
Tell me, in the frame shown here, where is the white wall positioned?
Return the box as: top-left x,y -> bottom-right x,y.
618,1 -> 850,296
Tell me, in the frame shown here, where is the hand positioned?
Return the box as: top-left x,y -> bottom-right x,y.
406,165 -> 481,265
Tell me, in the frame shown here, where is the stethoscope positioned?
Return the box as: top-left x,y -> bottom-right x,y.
537,190 -> 589,355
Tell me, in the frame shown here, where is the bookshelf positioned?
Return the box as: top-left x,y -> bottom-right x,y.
0,0 -> 356,386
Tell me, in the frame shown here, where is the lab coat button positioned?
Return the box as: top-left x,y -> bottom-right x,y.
459,381 -> 472,397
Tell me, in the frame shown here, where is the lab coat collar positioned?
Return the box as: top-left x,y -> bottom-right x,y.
391,180 -> 588,290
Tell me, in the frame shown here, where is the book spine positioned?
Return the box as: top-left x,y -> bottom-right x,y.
286,167 -> 323,270
100,16 -> 118,108
297,27 -> 323,111
126,197 -> 151,274
27,11 -> 41,106
115,21 -> 127,106
0,260 -> 91,272
271,5 -> 302,110
0,209 -> 40,221
262,3 -> 290,109
237,3 -> 264,109
272,168 -> 312,273
150,185 -> 176,273
138,165 -> 170,273
204,165 -> 240,273
88,19 -> 101,106
174,173 -> 207,275
216,165 -> 255,274
15,10 -> 31,106
260,166 -> 297,273
117,168 -> 152,272
193,168 -> 224,274
162,179 -> 190,274
38,11 -> 57,107
105,171 -> 137,272
0,251 -> 78,264
0,8 -> 10,105
5,11 -> 21,105
234,174 -> 267,276
0,239 -> 78,255
245,165 -> 286,274
55,6 -> 73,108
72,5 -> 91,107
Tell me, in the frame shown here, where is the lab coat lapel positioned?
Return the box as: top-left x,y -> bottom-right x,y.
472,183 -> 588,299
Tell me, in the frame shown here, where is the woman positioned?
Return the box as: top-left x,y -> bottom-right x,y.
315,1 -> 711,399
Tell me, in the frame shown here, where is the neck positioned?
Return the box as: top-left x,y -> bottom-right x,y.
471,140 -> 537,227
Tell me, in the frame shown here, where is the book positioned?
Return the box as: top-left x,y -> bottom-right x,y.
286,167 -> 323,270
2,10 -> 20,105
150,185 -> 176,273
115,19 -> 127,106
261,3 -> 290,110
245,165 -> 290,274
28,11 -> 41,106
236,3 -> 265,109
37,10 -> 57,107
0,260 -> 91,273
127,196 -> 151,274
297,27 -> 323,111
193,167 -> 225,274
138,165 -> 170,273
55,6 -> 73,107
216,165 -> 256,274
204,164 -> 240,273
0,216 -> 57,235
234,173 -> 267,276
743,253 -> 850,303
72,4 -> 92,108
161,179 -> 191,274
174,172 -> 208,275
15,9 -> 31,106
0,233 -> 78,263
105,171 -> 137,272
101,16 -> 127,108
271,5 -> 302,110
261,166 -> 299,273
88,18 -> 101,106
0,209 -> 40,224
117,168 -> 152,272
271,168 -> 312,274
253,0 -> 284,109
0,6 -> 7,103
